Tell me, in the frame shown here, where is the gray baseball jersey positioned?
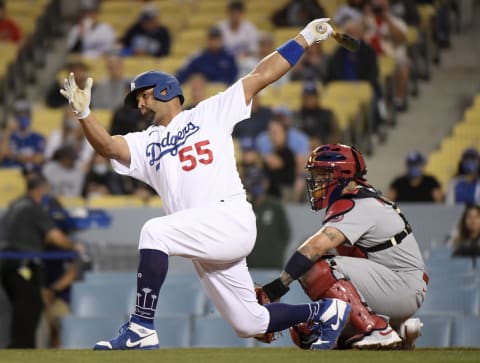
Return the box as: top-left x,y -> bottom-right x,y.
323,186 -> 427,327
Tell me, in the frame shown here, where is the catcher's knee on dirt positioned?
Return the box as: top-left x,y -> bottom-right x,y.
300,259 -> 387,334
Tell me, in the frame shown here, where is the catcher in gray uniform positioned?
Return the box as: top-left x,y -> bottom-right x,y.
260,144 -> 428,350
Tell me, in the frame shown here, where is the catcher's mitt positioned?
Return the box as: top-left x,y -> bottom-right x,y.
289,322 -> 319,349
254,286 -> 276,343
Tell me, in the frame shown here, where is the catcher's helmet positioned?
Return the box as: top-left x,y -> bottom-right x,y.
124,71 -> 184,108
305,144 -> 367,211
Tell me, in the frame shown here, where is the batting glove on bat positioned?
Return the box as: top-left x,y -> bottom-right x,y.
60,72 -> 93,119
300,18 -> 333,46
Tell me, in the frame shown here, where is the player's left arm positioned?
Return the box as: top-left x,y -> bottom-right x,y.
241,18 -> 333,105
298,226 -> 346,262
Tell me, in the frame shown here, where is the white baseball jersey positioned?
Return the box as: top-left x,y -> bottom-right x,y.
111,80 -> 252,215
110,81 -> 271,336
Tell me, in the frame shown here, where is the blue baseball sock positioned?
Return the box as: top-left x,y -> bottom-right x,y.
265,302 -> 324,333
131,249 -> 169,328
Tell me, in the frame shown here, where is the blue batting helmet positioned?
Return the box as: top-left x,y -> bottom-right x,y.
124,71 -> 184,107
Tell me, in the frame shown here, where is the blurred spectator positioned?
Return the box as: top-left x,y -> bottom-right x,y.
364,0 -> 410,111
295,82 -> 340,146
0,174 -> 81,348
232,94 -> 273,148
41,246 -> 79,348
261,119 -> 296,201
271,0 -> 327,27
44,107 -> 94,170
449,204 -> 480,267
176,26 -> 238,85
183,73 -> 208,110
388,150 -> 443,203
334,0 -> 368,26
42,145 -> 85,197
0,100 -> 45,171
120,6 -> 171,57
325,14 -> 387,135
256,107 -> 310,202
446,148 -> 480,205
238,33 -> 290,87
416,0 -> 452,48
92,55 -> 130,110
243,165 -> 291,269
217,1 -> 259,58
82,153 -> 127,198
390,0 -> 420,26
0,0 -> 22,43
46,60 -> 92,108
109,82 -> 149,136
66,2 -> 116,58
290,45 -> 326,82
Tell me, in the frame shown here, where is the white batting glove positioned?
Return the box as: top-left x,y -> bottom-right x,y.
300,18 -> 333,46
59,72 -> 93,119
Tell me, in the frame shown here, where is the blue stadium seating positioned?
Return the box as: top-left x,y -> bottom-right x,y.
61,316 -> 124,349
154,315 -> 191,348
415,315 -> 453,348
417,286 -> 479,316
83,271 -> 137,285
191,316 -> 255,347
71,282 -> 136,317
155,284 -> 207,316
282,281 -> 311,305
451,315 -> 480,347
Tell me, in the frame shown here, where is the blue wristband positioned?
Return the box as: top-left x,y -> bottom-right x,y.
276,39 -> 305,67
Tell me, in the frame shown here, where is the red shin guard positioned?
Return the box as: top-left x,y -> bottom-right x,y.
300,260 -> 387,334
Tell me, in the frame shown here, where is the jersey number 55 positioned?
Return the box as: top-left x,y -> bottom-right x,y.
179,140 -> 214,172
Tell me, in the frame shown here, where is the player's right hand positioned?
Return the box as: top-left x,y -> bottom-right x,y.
60,72 -> 93,119
300,18 -> 333,46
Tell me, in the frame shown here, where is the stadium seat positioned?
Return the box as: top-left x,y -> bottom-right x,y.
414,315 -> 453,348
0,168 -> 25,208
451,315 -> 480,347
156,284 -> 207,316
87,195 -> 146,208
31,106 -> 63,137
154,315 -> 191,348
417,286 -> 479,316
60,315 -> 124,349
426,258 -> 475,277
83,271 -> 137,285
71,282 -> 136,317
147,196 -> 163,208
282,281 -> 311,305
57,196 -> 86,209
191,316 -> 255,347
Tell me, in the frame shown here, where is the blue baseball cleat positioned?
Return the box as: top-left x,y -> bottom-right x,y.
93,321 -> 159,350
310,298 -> 351,350
290,298 -> 351,350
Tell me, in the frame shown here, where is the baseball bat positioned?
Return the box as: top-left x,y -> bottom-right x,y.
331,31 -> 361,52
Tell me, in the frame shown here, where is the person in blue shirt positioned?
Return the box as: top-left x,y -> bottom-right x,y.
0,100 -> 45,171
176,26 -> 238,85
446,148 -> 480,205
120,7 -> 171,58
255,106 -> 310,202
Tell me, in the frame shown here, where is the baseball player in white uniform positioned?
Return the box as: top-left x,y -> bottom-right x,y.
60,19 -> 353,350
260,144 -> 428,350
